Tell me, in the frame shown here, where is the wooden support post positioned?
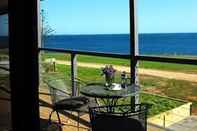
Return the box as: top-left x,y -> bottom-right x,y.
71,53 -> 77,96
130,0 -> 139,105
9,0 -> 40,130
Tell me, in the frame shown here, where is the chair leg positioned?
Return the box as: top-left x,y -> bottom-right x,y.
56,111 -> 63,131
77,112 -> 79,131
48,110 -> 54,125
48,110 -> 62,131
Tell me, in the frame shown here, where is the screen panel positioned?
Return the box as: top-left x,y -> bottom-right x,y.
137,0 -> 197,58
41,0 -> 130,54
0,13 -> 11,131
139,61 -> 197,122
0,14 -> 8,49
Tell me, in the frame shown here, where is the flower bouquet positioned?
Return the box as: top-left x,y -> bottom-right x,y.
101,65 -> 117,88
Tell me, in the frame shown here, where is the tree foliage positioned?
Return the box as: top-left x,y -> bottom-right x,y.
40,0 -> 54,47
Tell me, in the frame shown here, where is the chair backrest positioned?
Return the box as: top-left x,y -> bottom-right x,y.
92,114 -> 145,131
47,80 -> 70,104
43,74 -> 71,104
89,104 -> 148,131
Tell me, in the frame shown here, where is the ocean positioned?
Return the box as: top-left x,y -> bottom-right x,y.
44,33 -> 197,55
1,33 -> 197,55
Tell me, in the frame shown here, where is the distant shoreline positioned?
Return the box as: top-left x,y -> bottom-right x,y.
44,33 -> 197,55
43,32 -> 197,36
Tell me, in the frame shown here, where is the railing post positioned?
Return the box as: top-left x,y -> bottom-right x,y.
163,115 -> 166,128
130,0 -> 139,106
71,53 -> 77,96
190,103 -> 192,116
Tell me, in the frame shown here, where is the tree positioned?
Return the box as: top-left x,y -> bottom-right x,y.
40,0 -> 54,47
39,0 -> 55,80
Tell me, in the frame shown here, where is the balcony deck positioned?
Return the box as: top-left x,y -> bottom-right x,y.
39,85 -> 197,131
39,87 -> 90,131
0,86 -> 196,131
39,87 -> 168,131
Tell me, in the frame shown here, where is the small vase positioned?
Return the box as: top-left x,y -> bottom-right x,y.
105,77 -> 113,88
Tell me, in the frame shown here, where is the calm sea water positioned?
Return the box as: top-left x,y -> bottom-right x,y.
43,33 -> 197,55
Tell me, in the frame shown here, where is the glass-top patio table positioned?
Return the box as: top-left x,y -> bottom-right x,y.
80,83 -> 139,111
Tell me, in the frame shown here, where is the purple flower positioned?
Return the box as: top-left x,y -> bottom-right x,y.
101,65 -> 116,85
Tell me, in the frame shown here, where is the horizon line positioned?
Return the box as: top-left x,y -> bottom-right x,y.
47,32 -> 197,36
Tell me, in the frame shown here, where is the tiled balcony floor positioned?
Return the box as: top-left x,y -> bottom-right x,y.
39,87 -> 167,131
39,87 -> 197,131
0,86 -> 196,131
39,87 -> 91,131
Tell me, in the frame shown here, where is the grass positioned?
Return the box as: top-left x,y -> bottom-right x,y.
140,74 -> 197,101
140,93 -> 184,116
42,52 -> 197,74
96,92 -> 185,117
42,52 -> 130,66
42,64 -> 190,116
140,74 -> 197,114
139,61 -> 197,74
53,64 -> 197,104
116,92 -> 184,117
41,52 -> 197,114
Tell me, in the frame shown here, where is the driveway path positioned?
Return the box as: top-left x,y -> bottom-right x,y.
53,60 -> 197,83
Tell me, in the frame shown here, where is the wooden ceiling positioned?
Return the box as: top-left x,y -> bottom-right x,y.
0,0 -> 8,15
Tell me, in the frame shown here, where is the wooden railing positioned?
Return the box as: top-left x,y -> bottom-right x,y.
39,48 -> 131,96
39,47 -> 197,97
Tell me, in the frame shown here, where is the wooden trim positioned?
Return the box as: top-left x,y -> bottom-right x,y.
39,48 -> 197,65
39,48 -> 130,59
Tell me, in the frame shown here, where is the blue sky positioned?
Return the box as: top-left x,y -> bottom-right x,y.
138,0 -> 197,33
41,0 -> 129,34
40,0 -> 197,34
0,0 -> 197,35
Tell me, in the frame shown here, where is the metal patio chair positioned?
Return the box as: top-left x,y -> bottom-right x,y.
89,104 -> 149,131
43,73 -> 97,131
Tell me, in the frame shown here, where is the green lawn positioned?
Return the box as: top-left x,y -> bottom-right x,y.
54,64 -> 197,103
139,61 -> 197,74
41,64 -> 190,116
140,74 -> 197,99
41,52 -> 197,114
116,92 -> 184,117
42,52 -> 130,66
42,52 -> 197,74
140,74 -> 197,107
140,93 -> 184,116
